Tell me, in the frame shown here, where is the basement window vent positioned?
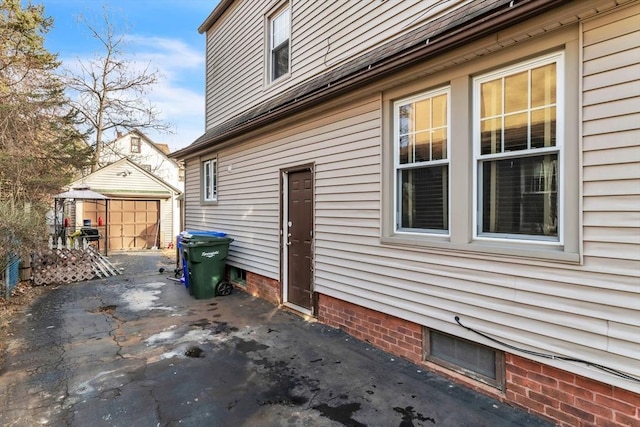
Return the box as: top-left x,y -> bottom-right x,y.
423,328 -> 504,389
230,267 -> 247,286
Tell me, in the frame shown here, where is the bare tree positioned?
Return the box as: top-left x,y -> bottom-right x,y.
64,7 -> 172,172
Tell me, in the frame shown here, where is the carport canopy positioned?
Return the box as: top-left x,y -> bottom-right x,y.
53,185 -> 109,252
54,186 -> 108,201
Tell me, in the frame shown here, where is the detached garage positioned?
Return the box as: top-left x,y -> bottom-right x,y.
71,159 -> 181,251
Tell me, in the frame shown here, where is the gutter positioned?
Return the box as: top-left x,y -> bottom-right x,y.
173,0 -> 564,160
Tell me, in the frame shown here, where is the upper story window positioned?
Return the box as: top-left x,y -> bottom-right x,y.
202,158 -> 217,202
474,53 -> 563,243
130,137 -> 141,154
269,6 -> 290,82
394,88 -> 450,235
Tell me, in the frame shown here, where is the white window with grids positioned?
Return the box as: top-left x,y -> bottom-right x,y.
203,158 -> 217,202
394,87 -> 450,235
269,6 -> 290,82
474,52 -> 563,243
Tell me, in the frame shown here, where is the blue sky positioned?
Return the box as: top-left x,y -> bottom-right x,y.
40,0 -> 219,151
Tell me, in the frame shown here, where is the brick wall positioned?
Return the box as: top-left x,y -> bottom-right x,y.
506,354 -> 640,427
317,294 -> 422,364
316,293 -> 640,427
245,271 -> 280,305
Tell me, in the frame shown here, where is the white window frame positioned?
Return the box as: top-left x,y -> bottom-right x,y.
268,5 -> 291,83
202,158 -> 217,203
381,37 -> 579,263
393,87 -> 451,237
472,52 -> 565,246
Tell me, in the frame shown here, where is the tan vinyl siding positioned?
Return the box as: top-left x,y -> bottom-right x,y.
203,0 -> 469,129
582,3 -> 640,269
187,95 -> 381,279
204,0 -> 267,127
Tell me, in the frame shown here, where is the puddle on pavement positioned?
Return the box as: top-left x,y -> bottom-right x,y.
255,359 -> 310,408
312,402 -> 366,427
393,406 -> 436,426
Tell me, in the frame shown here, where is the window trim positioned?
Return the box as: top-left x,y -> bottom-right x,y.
266,3 -> 291,84
202,157 -> 217,204
393,87 -> 451,237
472,52 -> 565,246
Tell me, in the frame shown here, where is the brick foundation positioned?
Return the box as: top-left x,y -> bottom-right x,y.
506,354 -> 640,427
316,293 -> 640,427
317,293 -> 423,364
245,271 -> 280,305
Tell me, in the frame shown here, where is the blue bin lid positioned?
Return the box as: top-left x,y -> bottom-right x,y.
180,230 -> 227,238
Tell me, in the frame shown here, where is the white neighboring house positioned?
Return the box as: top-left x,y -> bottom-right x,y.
99,130 -> 184,190
70,130 -> 184,250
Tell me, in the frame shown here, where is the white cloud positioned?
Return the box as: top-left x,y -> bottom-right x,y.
130,36 -> 205,71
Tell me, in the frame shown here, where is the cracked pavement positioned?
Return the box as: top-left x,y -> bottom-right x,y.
0,251 -> 553,426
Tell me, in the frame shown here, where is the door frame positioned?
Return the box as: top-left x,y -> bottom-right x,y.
280,163 -> 315,316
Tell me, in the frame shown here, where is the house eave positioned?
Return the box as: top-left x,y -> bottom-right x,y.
173,0 -> 564,161
198,0 -> 236,34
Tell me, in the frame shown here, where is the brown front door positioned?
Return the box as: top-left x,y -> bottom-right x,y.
286,169 -> 313,310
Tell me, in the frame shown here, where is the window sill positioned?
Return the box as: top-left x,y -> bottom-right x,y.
265,72 -> 291,90
381,235 -> 580,264
200,200 -> 218,206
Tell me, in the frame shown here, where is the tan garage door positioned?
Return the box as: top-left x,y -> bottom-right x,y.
107,200 -> 159,250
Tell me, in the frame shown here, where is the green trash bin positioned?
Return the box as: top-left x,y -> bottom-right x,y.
182,234 -> 234,299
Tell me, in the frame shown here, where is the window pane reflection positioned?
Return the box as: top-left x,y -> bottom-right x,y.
400,166 -> 448,231
481,155 -> 558,237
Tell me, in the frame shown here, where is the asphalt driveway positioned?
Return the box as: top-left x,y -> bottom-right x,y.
0,251 -> 553,426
